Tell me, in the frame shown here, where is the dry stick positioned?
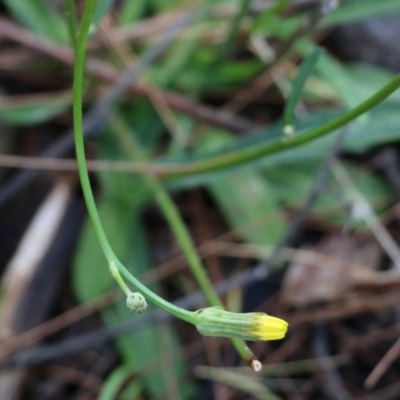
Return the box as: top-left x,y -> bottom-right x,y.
0,291 -> 118,361
332,162 -> 400,269
287,291 -> 400,326
364,336 -> 400,390
90,10 -> 186,48
358,382 -> 400,400
0,154 -> 148,173
342,323 -> 400,353
312,324 -> 354,400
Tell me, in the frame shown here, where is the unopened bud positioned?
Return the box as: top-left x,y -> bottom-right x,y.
195,307 -> 288,341
126,292 -> 147,313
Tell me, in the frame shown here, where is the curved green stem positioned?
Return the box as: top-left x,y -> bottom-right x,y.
144,72 -> 400,178
72,0 -> 194,324
111,116 -> 223,308
111,114 -> 255,364
223,0 -> 252,54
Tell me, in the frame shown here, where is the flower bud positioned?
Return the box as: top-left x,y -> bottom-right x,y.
195,307 -> 288,341
126,292 -> 147,314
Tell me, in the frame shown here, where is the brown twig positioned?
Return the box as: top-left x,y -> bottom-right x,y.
364,336 -> 400,390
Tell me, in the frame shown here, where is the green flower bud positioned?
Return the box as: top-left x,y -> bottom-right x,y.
195,307 -> 288,341
126,292 -> 147,314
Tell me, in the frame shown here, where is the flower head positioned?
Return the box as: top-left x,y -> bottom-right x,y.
195,307 -> 288,341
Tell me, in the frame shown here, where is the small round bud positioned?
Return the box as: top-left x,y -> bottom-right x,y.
126,292 -> 147,313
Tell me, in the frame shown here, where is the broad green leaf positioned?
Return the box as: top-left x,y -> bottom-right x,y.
199,130 -> 287,246
73,197 -> 134,303
73,199 -> 188,398
103,301 -> 183,399
344,64 -> 400,102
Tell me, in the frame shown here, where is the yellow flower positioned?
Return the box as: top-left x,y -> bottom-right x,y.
250,314 -> 288,340
195,307 -> 288,341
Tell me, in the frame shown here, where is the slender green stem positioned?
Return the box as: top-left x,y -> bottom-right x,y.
145,71 -> 400,178
283,48 -> 321,130
72,0 -> 195,324
111,116 -> 223,307
223,0 -> 252,54
99,70 -> 400,179
111,114 -> 256,364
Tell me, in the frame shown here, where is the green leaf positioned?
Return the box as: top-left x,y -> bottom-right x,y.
118,1 -> 147,25
284,48 -> 322,129
297,40 -> 365,110
323,0 -> 400,26
73,198 -> 189,398
73,197 -> 133,303
150,0 -> 191,12
195,366 -> 283,400
153,0 -> 215,88
0,93 -> 71,126
344,64 -> 400,102
3,0 -> 68,43
199,130 -> 287,246
99,365 -> 143,400
93,0 -> 115,26
73,111 -> 191,397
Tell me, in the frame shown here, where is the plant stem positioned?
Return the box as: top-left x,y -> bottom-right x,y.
145,71 -> 400,178
223,0 -> 252,54
111,114 -> 256,364
72,0 -> 195,324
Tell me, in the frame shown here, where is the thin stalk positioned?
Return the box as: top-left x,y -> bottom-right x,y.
223,0 -> 252,55
72,0 -> 195,324
111,114 -> 256,365
111,116 -> 222,307
148,71 -> 400,178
